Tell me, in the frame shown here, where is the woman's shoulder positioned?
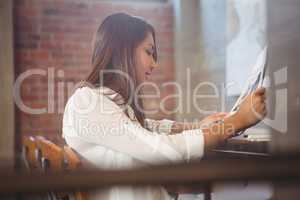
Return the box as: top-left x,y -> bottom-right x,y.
70,86 -> 112,101
69,86 -> 98,109
67,86 -> 124,114
71,86 -> 121,101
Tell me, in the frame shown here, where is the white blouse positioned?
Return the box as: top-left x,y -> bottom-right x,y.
62,86 -> 205,200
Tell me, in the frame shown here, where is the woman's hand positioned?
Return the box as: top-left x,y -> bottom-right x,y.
199,112 -> 228,128
201,87 -> 267,152
234,87 -> 267,131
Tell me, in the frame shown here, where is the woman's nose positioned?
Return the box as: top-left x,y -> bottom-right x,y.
151,61 -> 159,69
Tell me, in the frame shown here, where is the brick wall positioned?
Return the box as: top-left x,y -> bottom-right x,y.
14,0 -> 175,144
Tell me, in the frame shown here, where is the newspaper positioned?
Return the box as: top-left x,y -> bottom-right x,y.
230,46 -> 268,136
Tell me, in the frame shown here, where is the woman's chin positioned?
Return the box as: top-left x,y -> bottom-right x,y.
145,75 -> 151,81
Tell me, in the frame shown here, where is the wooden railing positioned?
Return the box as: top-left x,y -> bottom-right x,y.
1,155 -> 300,194
2,136 -> 299,200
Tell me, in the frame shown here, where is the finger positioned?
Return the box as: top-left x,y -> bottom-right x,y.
262,94 -> 267,101
208,113 -> 227,121
260,106 -> 266,117
253,96 -> 263,104
254,87 -> 266,96
260,107 -> 267,118
261,91 -> 267,101
260,103 -> 266,112
260,95 -> 266,102
209,112 -> 227,119
212,115 -> 226,122
214,112 -> 228,117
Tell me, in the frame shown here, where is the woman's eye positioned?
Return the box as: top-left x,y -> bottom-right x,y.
146,49 -> 153,56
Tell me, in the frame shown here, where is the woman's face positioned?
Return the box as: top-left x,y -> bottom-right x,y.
135,33 -> 158,83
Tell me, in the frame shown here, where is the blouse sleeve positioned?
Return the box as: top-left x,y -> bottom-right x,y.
62,87 -> 204,165
144,118 -> 175,134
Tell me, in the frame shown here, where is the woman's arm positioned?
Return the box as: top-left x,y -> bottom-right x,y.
170,112 -> 228,134
169,113 -> 240,153
171,87 -> 267,153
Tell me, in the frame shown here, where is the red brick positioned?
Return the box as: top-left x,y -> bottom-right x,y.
30,50 -> 50,61
16,7 -> 38,17
39,41 -> 61,50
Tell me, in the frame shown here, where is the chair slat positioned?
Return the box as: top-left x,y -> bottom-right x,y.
22,136 -> 39,170
63,146 -> 89,200
64,146 -> 81,171
35,136 -> 64,172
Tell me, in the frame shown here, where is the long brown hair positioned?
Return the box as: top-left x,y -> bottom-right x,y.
86,13 -> 157,126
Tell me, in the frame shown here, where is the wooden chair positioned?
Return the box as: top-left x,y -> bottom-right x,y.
22,136 -> 89,200
36,136 -> 89,200
21,136 -> 57,200
34,136 -> 68,200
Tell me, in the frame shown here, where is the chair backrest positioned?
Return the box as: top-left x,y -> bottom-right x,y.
22,136 -> 89,200
64,146 -> 81,171
35,136 -> 64,172
22,136 -> 39,170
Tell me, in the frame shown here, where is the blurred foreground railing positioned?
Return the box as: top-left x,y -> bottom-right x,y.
0,156 -> 300,194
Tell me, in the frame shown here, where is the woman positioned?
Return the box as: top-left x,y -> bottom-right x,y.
62,13 -> 267,200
